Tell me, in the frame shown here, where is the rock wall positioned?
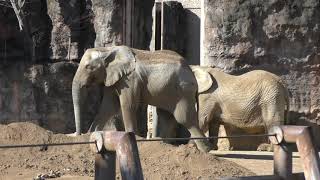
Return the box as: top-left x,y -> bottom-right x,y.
0,0 -> 153,134
203,0 -> 320,123
0,62 -> 102,133
47,0 -> 82,61
202,0 -> 320,148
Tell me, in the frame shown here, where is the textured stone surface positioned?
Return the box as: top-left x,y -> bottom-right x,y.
0,0 -> 152,134
203,0 -> 320,123
91,0 -> 123,47
47,0 -> 82,61
202,0 -> 320,148
0,62 -> 102,133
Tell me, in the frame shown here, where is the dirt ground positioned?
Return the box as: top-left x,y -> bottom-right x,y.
0,122 -> 254,180
212,151 -> 304,175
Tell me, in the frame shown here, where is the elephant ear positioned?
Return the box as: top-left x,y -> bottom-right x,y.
104,46 -> 136,86
191,66 -> 213,93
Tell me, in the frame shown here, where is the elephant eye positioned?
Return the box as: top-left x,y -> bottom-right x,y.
85,64 -> 91,69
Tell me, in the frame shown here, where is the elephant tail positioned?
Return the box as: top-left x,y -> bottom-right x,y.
283,85 -> 291,125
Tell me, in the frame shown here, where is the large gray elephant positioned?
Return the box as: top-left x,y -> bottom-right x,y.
190,65 -> 290,149
72,46 -> 211,152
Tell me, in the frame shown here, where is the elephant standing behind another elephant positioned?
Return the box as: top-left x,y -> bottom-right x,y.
191,66 -> 290,150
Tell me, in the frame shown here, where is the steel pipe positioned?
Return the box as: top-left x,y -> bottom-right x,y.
90,131 -> 144,180
269,125 -> 320,180
273,144 -> 292,179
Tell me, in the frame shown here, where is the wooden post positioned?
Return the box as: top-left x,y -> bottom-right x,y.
91,131 -> 144,180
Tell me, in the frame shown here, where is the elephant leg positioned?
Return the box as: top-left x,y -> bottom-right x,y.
258,105 -> 285,151
208,119 -> 220,150
121,107 -> 138,133
173,100 -> 212,152
89,87 -> 122,132
156,108 -> 177,143
117,85 -> 140,133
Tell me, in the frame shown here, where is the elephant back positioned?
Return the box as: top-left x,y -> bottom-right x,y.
132,49 -> 186,65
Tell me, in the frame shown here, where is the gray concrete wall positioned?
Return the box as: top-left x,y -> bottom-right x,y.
154,0 -> 201,65
173,0 -> 201,65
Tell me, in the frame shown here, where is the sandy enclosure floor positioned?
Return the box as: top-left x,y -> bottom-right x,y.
0,122 -> 255,180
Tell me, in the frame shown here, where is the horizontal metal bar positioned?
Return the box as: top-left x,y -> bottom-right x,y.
0,141 -> 96,149
138,134 -> 276,142
0,134 -> 276,149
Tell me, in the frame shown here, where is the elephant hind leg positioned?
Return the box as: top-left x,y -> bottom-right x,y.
156,108 -> 177,143
173,100 -> 212,152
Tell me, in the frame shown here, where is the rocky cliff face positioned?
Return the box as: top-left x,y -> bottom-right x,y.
0,0 -> 153,134
203,0 -> 320,125
0,62 -> 102,133
0,0 -> 319,139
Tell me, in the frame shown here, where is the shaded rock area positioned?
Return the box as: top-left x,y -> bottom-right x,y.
203,0 -> 320,147
0,0 -> 153,134
0,0 -> 154,62
0,62 -> 102,133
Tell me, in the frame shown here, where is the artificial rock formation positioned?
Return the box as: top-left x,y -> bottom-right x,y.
203,0 -> 320,149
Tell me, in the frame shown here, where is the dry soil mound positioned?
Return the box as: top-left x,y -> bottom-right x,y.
0,122 -> 254,179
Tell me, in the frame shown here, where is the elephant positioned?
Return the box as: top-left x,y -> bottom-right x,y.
72,45 -> 211,152
190,65 -> 290,150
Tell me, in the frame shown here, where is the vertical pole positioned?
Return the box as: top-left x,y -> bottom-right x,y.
273,144 -> 292,179
91,131 -> 143,180
4,39 -> 6,62
68,36 -> 71,61
117,132 -> 144,180
160,0 -> 164,50
125,0 -> 132,46
94,152 -> 116,180
200,0 -> 205,65
296,127 -> 320,180
122,0 -> 126,45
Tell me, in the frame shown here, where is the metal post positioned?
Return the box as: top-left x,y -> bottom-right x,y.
273,144 -> 292,179
295,127 -> 320,180
90,131 -> 144,180
94,153 -> 116,180
269,125 -> 320,180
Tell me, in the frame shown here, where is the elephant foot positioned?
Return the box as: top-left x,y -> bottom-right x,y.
194,139 -> 213,153
257,143 -> 273,152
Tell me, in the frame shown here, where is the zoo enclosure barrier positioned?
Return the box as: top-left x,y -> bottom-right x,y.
90,126 -> 320,180
0,125 -> 319,180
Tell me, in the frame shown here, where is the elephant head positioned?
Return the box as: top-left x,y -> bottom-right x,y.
72,46 -> 136,135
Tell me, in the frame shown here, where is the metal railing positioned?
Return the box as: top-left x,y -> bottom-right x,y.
222,125 -> 320,180
0,125 -> 319,180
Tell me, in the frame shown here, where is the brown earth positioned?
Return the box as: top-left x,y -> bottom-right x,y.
0,122 -> 254,179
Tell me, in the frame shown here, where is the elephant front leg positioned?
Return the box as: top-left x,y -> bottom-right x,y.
119,93 -> 138,133
121,107 -> 138,133
89,87 -> 122,132
174,100 -> 212,152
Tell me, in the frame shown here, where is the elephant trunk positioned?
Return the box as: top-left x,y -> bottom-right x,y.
72,80 -> 87,135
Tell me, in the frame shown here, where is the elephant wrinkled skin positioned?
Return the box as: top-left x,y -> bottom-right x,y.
72,46 -> 211,152
191,66 -> 290,150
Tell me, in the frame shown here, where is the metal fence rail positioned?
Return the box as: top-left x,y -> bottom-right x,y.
0,126 -> 319,180
0,134 -> 276,149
